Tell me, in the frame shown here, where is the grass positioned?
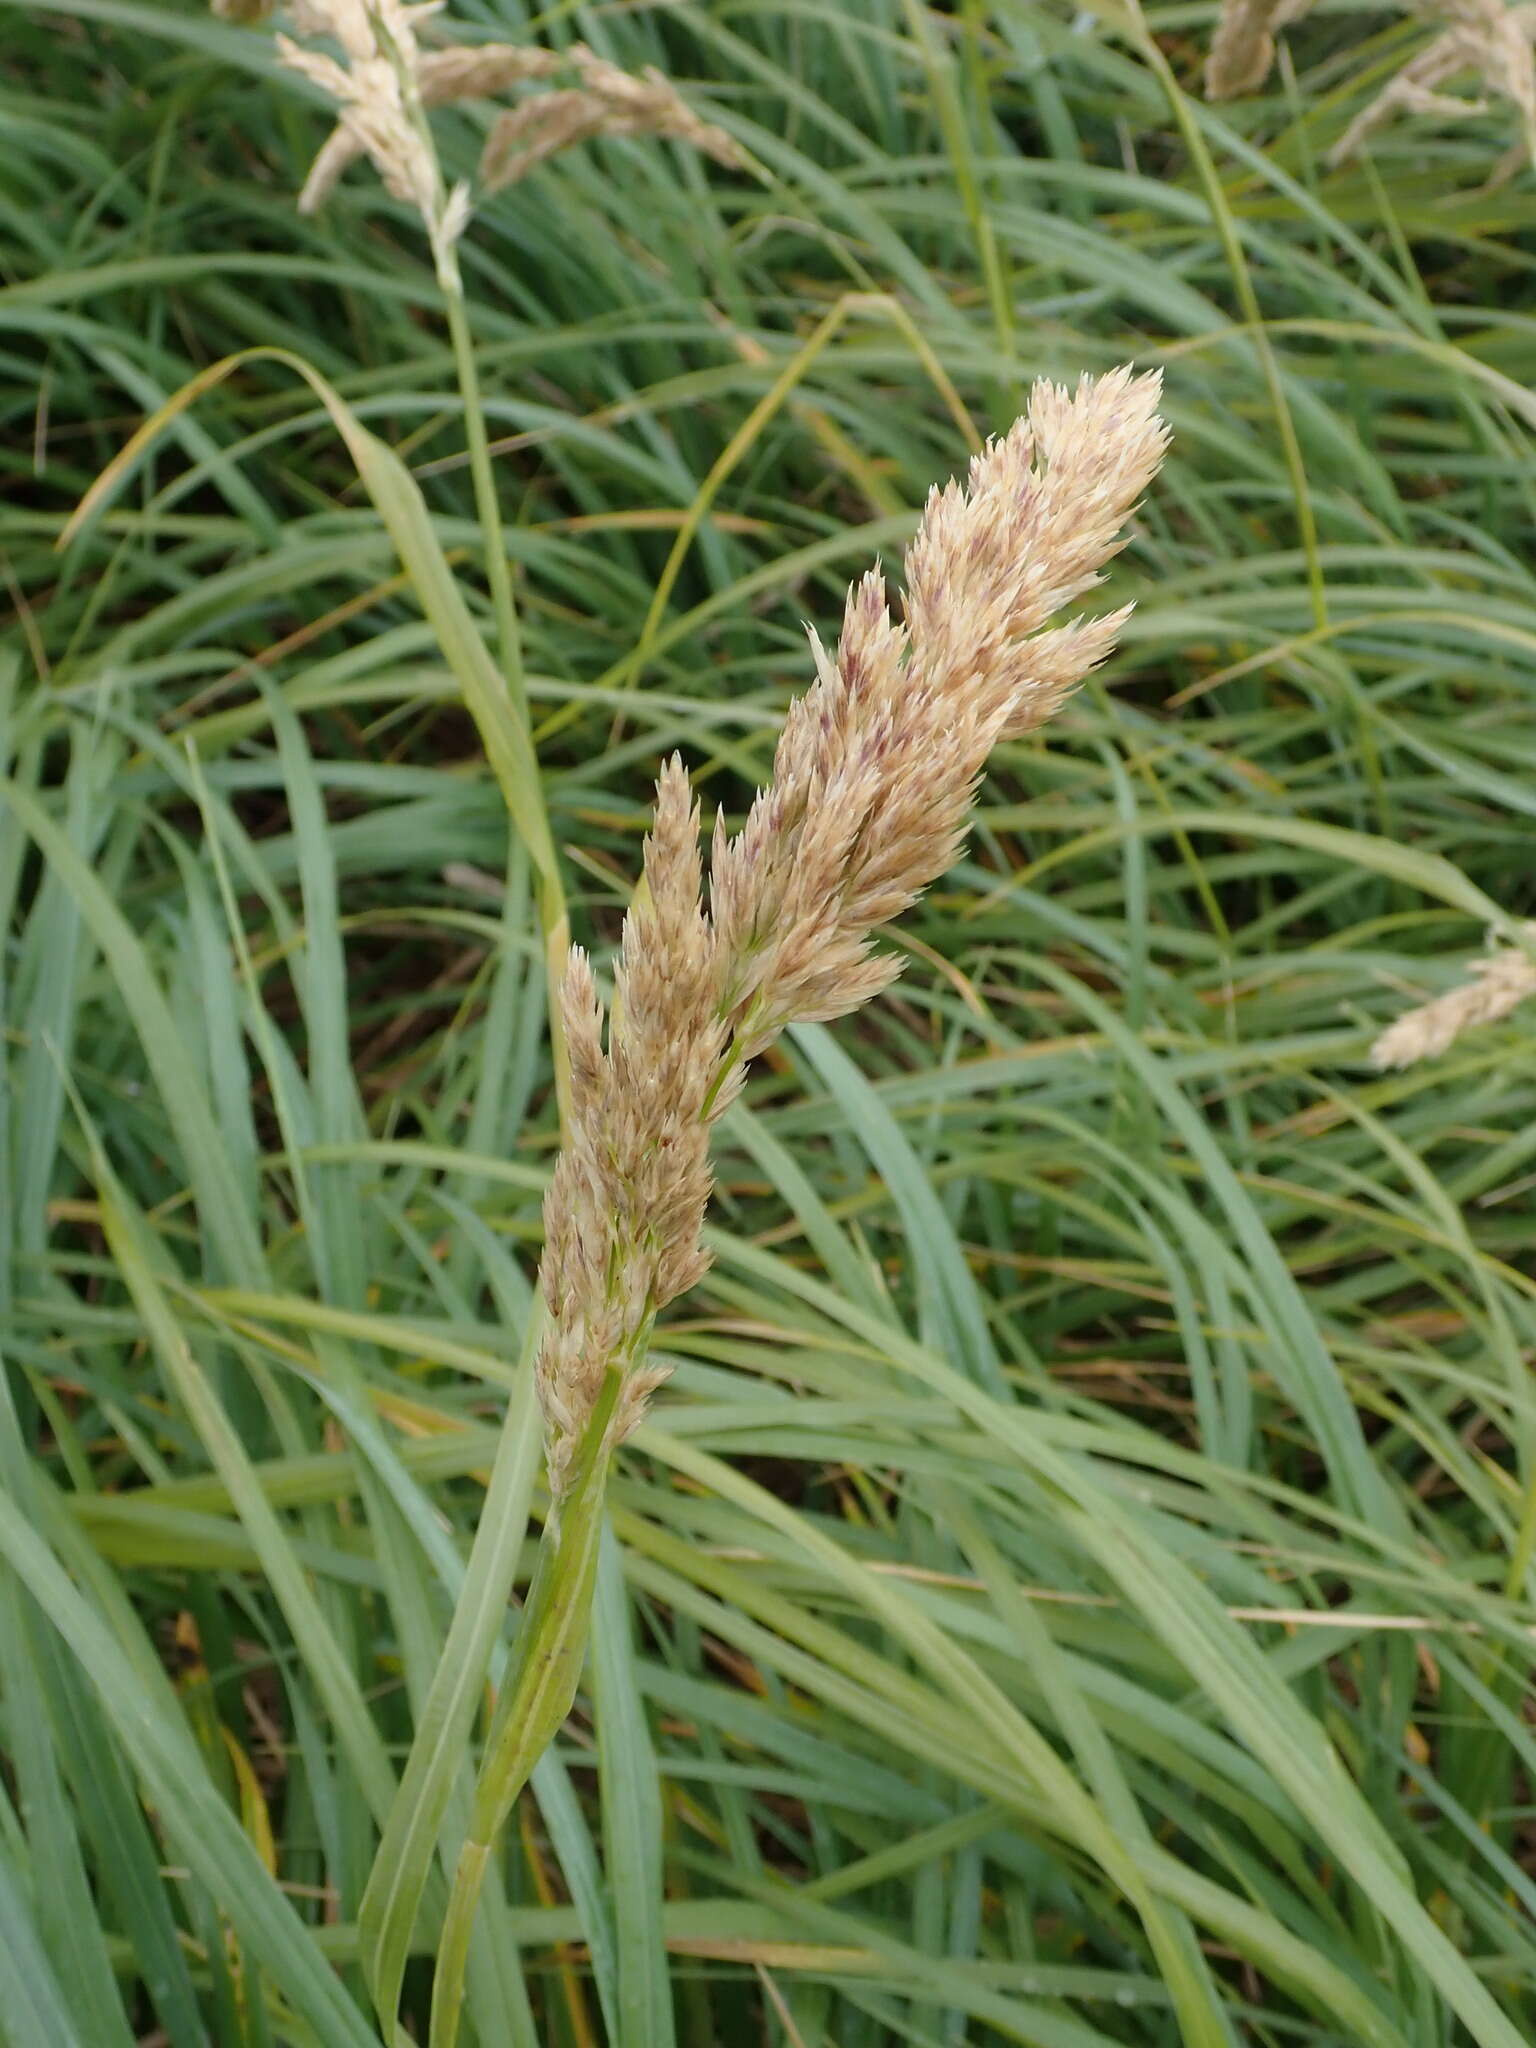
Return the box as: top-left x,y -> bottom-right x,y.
4,0 -> 1536,2042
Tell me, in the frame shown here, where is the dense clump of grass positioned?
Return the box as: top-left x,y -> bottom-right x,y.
4,3 -> 1536,2045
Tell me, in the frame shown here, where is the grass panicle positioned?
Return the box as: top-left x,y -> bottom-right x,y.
537,367 -> 1168,1499
274,1 -> 740,222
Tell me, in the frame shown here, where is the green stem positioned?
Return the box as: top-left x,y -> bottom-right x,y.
427,1370 -> 621,2048
433,222 -> 571,1130
437,243 -> 525,716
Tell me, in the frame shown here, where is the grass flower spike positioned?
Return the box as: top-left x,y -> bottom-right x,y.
477,49 -> 742,192
276,4 -> 740,225
1372,922 -> 1536,1068
534,367 -> 1169,1496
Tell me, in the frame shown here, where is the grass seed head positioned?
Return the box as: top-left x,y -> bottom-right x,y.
479,55 -> 740,191
1371,923 -> 1536,1068
534,369 -> 1168,1494
275,6 -> 739,224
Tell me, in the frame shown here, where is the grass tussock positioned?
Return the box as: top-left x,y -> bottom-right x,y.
4,3 -> 1536,2046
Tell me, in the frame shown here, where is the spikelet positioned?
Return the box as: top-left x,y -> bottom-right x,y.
534,369 -> 1169,1493
1371,923 -> 1536,1069
1205,0 -> 1315,99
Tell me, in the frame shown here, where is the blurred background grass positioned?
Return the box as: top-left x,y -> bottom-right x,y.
5,1 -> 1536,2042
